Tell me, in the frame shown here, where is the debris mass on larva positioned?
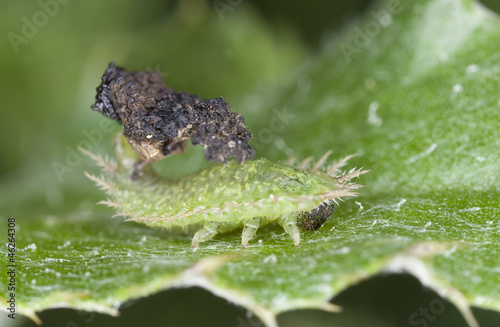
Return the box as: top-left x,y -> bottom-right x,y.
84,63 -> 369,247
92,62 -> 254,165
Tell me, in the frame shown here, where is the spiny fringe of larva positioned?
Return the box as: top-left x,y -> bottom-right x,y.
336,168 -> 370,183
84,149 -> 368,227
310,150 -> 333,173
286,152 -> 358,176
326,154 -> 357,176
297,156 -> 314,169
97,200 -> 122,209
83,172 -> 117,194
79,147 -> 117,175
283,156 -> 297,166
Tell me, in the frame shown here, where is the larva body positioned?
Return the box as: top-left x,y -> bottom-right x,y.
84,133 -> 368,247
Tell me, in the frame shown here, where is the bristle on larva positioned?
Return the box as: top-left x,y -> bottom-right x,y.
283,156 -> 297,166
79,147 -> 117,175
336,168 -> 371,184
97,200 -> 123,209
83,172 -> 117,194
326,154 -> 357,176
310,150 -> 333,173
298,156 -> 314,169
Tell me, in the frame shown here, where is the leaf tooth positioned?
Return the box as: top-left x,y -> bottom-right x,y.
310,150 -> 333,173
326,154 -> 356,175
79,146 -> 117,175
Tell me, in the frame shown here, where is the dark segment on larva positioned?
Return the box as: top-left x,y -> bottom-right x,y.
300,200 -> 335,231
91,62 -> 255,164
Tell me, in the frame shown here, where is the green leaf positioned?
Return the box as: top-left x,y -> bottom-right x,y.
2,0 -> 500,326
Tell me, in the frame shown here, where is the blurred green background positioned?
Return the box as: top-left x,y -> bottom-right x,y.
2,0 -> 500,326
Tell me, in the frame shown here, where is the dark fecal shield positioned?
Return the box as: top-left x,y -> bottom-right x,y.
300,200 -> 335,231
91,62 -> 255,165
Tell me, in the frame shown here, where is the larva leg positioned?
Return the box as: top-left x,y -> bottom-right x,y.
278,214 -> 301,246
241,217 -> 262,248
192,222 -> 220,247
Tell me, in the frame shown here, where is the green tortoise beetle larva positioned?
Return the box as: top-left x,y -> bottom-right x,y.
82,132 -> 369,247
